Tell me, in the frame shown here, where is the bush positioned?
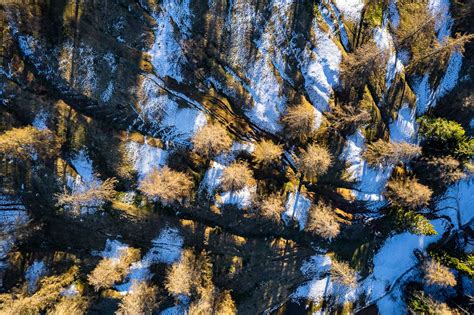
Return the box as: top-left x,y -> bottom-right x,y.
258,194 -> 284,223
282,102 -> 317,141
139,167 -> 194,204
220,162 -> 254,191
192,124 -> 232,159
422,260 -> 456,287
298,144 -> 333,180
253,140 -> 283,166
385,177 -> 432,209
305,202 -> 340,239
116,281 -> 158,315
330,259 -> 357,288
364,140 -> 421,166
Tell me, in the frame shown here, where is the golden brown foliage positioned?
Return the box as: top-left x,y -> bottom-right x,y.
0,267 -> 78,314
423,260 -> 457,287
385,177 -> 433,209
340,41 -> 387,90
0,126 -> 58,160
298,144 -> 333,180
164,249 -> 196,296
258,194 -> 284,223
116,281 -> 158,315
330,259 -> 357,288
88,247 -> 141,291
326,105 -> 371,133
192,124 -> 232,159
252,140 -> 283,166
305,202 -> 340,239
364,140 -> 421,166
56,177 -> 118,214
282,102 -> 317,141
47,297 -> 89,315
138,167 -> 193,204
220,162 -> 254,191
215,290 -> 237,315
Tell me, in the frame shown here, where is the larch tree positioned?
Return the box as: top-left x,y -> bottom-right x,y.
47,297 -> 89,315
282,102 -> 317,142
364,140 -> 421,166
192,124 -> 232,159
385,177 -> 433,209
138,167 -> 194,205
252,140 -> 283,166
116,281 -> 158,315
220,162 -> 254,191
422,260 -> 457,287
298,144 -> 333,180
258,194 -> 284,223
0,126 -> 58,160
330,259 -> 357,288
305,202 -> 340,240
88,247 -> 141,291
164,249 -> 196,296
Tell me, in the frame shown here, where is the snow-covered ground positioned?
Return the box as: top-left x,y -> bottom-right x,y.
126,139 -> 168,179
217,186 -> 256,210
281,192 -> 312,230
334,0 -> 364,22
389,104 -> 417,144
116,227 -> 183,294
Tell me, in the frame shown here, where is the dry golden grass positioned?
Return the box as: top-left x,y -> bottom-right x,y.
139,167 -> 193,204
192,124 -> 232,159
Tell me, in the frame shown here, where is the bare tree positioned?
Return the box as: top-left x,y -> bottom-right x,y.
422,260 -> 457,287
326,104 -> 371,133
88,247 -> 141,291
282,102 -> 317,142
298,144 -> 333,180
364,140 -> 421,167
253,140 -> 283,166
116,281 -> 158,315
385,177 -> 433,209
330,259 -> 357,288
56,177 -> 118,214
192,124 -> 232,159
220,162 -> 254,191
139,167 -> 193,205
305,202 -> 340,239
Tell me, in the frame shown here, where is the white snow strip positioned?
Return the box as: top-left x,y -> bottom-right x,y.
200,161 -> 226,195
100,81 -> 114,103
126,139 -> 168,179
389,104 -> 417,144
32,111 -> 48,130
282,192 -> 312,230
428,0 -> 453,41
25,260 -> 46,293
70,150 -> 95,183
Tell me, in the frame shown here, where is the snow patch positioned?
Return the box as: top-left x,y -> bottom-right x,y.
428,0 -> 452,41
334,0 -> 364,22
389,104 -> 417,144
25,260 -> 46,293
100,82 -> 114,103
32,111 -> 48,130
126,139 -> 168,179
218,186 -> 256,209
282,192 -> 312,230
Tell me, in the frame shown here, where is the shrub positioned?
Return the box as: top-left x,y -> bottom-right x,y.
88,247 -> 140,291
364,140 -> 421,166
258,194 -> 284,223
330,259 -> 357,288
192,124 -> 232,159
139,167 -> 193,204
253,140 -> 283,166
305,202 -> 340,239
282,102 -> 317,141
116,281 -> 158,315
0,126 -> 58,160
220,162 -> 254,191
423,260 -> 457,287
298,144 -> 333,180
385,177 -> 432,209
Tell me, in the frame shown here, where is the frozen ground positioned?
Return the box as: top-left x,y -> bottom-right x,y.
126,139 -> 168,179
